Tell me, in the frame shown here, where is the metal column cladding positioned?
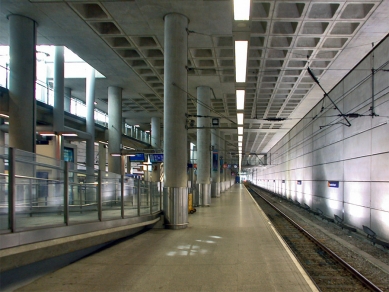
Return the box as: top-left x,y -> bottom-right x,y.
163,13 -> 189,229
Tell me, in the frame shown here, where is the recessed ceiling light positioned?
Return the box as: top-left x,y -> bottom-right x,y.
235,41 -> 248,83
237,113 -> 244,125
238,126 -> 243,135
238,136 -> 243,142
236,90 -> 245,110
234,0 -> 250,20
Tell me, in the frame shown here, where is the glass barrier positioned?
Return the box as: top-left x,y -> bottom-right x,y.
151,182 -> 161,213
101,171 -> 121,220
139,181 -> 150,215
123,177 -> 138,217
1,147 -> 162,233
14,149 -> 65,229
68,164 -> 99,224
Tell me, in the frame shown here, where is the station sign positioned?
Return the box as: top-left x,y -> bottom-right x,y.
328,181 -> 339,188
297,180 -> 302,185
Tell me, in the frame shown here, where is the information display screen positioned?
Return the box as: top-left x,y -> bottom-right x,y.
149,153 -> 164,163
129,153 -> 146,162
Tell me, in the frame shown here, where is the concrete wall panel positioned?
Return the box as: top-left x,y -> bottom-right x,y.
303,166 -> 313,181
344,203 -> 370,229
371,209 -> 389,241
371,182 -> 389,212
323,142 -> 343,164
312,161 -> 343,181
343,130 -> 371,160
372,123 -> 389,154
371,152 -> 389,181
344,157 -> 370,181
344,182 -> 371,207
325,125 -> 343,145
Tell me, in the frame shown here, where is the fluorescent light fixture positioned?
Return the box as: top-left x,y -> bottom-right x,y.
236,90 -> 245,110
0,114 -> 9,118
237,113 -> 244,125
99,141 -> 108,145
134,124 -> 140,127
145,130 -> 150,133
238,135 -> 243,142
61,133 -> 77,137
234,0 -> 250,20
111,153 -> 121,157
238,126 -> 243,135
238,142 -> 242,147
39,132 -> 56,136
235,41 -> 248,82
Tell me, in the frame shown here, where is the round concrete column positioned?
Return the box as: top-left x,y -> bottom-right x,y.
151,117 -> 161,148
211,128 -> 220,197
53,46 -> 65,160
197,86 -> 212,206
163,13 -> 189,229
64,87 -> 71,112
108,86 -> 122,175
85,67 -> 95,182
8,15 -> 37,152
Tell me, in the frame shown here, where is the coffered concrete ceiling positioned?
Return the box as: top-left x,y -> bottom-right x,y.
1,0 -> 389,159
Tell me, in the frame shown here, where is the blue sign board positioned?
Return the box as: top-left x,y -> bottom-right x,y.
297,180 -> 302,185
129,153 -> 146,162
282,180 -> 285,184
149,153 -> 164,163
328,181 -> 339,188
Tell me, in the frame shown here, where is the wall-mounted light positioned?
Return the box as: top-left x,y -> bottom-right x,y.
234,0 -> 250,20
235,41 -> 248,83
236,90 -> 245,110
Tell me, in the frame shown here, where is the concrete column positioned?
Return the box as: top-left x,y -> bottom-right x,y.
85,67 -> 95,181
151,117 -> 160,148
53,46 -> 65,160
64,87 -> 71,112
211,128 -> 220,198
197,86 -> 211,206
8,15 -> 37,153
122,118 -> 126,135
163,13 -> 189,229
108,86 -> 122,174
98,143 -> 106,171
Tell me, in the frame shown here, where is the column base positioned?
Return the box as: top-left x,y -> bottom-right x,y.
211,182 -> 220,198
163,187 -> 188,229
197,183 -> 211,206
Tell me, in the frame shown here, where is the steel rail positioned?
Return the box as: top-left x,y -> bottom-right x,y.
246,185 -> 383,292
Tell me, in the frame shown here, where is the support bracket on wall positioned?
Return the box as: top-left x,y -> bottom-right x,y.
307,67 -> 352,128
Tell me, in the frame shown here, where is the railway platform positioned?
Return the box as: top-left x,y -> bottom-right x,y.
15,184 -> 318,291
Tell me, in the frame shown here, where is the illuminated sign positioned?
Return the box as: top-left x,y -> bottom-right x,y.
149,153 -> 163,163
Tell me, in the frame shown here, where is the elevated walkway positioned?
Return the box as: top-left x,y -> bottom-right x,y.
15,184 -> 317,291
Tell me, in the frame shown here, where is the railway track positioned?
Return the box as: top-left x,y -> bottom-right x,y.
246,184 -> 383,292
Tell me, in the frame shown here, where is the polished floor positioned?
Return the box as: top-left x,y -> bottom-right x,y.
16,184 -> 317,291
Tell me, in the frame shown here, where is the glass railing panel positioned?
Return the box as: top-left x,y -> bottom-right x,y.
14,157 -> 65,230
151,182 -> 161,213
101,171 -> 121,220
68,167 -> 98,224
0,146 -> 8,231
123,177 -> 138,217
139,180 -> 150,215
